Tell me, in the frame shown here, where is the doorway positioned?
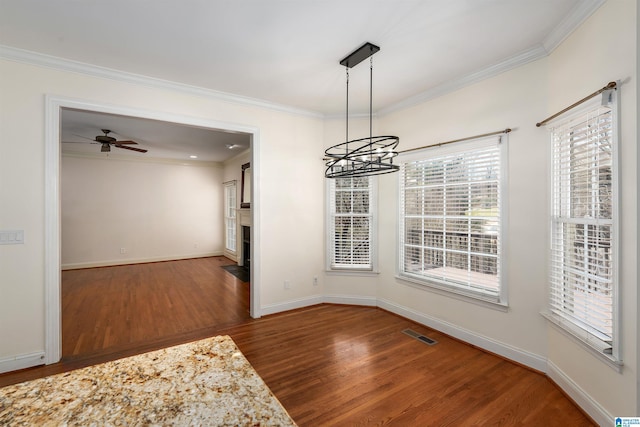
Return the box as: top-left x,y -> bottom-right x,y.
44,96 -> 260,364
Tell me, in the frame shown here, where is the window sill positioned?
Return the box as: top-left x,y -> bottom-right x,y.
541,311 -> 622,372
326,269 -> 379,277
396,274 -> 508,312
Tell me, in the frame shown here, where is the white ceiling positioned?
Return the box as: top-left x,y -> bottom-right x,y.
60,108 -> 251,162
0,0 -> 603,161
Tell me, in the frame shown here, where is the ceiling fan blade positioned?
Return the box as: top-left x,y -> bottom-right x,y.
114,140 -> 138,145
116,144 -> 147,153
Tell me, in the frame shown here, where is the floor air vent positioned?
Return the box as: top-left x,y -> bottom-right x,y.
402,329 -> 438,345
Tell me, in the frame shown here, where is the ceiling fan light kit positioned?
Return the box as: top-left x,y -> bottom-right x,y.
324,42 -> 400,178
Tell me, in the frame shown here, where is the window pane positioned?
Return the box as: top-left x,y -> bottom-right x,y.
549,103 -> 616,356
400,138 -> 502,300
329,177 -> 373,270
224,182 -> 237,253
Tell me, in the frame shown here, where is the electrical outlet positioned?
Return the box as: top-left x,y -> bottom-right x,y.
313,276 -> 318,286
284,280 -> 291,290
120,247 -> 127,254
194,243 -> 199,249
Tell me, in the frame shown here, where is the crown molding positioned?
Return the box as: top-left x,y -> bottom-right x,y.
542,0 -> 607,53
379,45 -> 548,116
1,0 -> 606,120
379,0 -> 606,116
0,45 -> 322,119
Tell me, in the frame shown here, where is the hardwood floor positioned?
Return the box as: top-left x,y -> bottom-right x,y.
224,305 -> 595,426
61,256 -> 250,359
0,258 -> 594,426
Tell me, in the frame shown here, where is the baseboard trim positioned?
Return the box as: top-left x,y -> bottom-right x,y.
61,252 -> 222,270
0,352 -> 45,374
376,298 -> 547,372
546,360 -> 612,426
260,295 -> 325,316
261,295 -> 377,317
323,294 -> 377,306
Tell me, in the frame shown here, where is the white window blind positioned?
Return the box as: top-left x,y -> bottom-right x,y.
328,176 -> 374,270
548,96 -> 618,360
224,181 -> 237,253
399,136 -> 505,303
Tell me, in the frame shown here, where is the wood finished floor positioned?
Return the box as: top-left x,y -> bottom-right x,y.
61,256 -> 251,359
0,258 -> 594,426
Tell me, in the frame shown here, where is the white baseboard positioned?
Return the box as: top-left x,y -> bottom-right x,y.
61,252 -> 223,270
223,250 -> 237,262
0,352 -> 45,374
377,298 -> 547,372
323,294 -> 377,306
265,295 -> 546,372
260,295 -> 325,316
547,360 -> 612,426
261,294 -> 377,317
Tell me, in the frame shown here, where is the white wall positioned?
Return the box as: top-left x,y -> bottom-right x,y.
0,1 -> 636,419
323,0 -> 637,421
375,57 -> 550,367
322,116 -> 380,304
61,154 -> 224,268
545,0 -> 637,419
0,57 -> 325,366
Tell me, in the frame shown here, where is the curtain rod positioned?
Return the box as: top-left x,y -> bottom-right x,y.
397,128 -> 512,155
536,81 -> 617,127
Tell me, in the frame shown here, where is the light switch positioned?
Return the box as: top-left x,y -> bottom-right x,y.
0,230 -> 24,244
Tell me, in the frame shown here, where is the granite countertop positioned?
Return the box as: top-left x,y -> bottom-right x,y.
0,335 -> 296,426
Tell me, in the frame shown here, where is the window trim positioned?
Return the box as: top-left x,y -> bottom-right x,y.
396,135 -> 508,307
542,90 -> 621,366
223,180 -> 237,254
325,176 -> 378,273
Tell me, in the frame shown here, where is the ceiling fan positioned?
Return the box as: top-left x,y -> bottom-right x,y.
63,129 -> 148,153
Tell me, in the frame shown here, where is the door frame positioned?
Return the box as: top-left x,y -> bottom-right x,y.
44,95 -> 261,364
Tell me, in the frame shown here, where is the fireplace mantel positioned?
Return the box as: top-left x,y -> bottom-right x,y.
237,208 -> 251,227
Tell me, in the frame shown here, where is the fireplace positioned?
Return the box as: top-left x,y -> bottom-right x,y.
237,208 -> 251,270
241,225 -> 250,271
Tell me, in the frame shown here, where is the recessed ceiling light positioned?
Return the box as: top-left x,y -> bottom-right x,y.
189,155 -> 198,159
226,144 -> 237,149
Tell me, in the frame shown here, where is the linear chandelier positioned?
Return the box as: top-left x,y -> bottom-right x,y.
325,42 -> 399,178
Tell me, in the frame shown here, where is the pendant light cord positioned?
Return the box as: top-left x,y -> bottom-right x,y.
369,56 -> 373,143
345,67 -> 349,150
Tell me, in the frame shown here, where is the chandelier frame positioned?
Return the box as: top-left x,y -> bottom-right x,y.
325,42 -> 399,179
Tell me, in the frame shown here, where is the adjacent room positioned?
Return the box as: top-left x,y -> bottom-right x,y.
0,0 -> 637,425
59,108 -> 253,358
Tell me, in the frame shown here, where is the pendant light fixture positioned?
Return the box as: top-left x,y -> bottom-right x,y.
325,42 -> 399,178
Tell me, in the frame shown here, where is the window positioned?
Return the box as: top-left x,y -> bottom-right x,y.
398,136 -> 506,304
547,94 -> 619,362
224,181 -> 237,253
327,176 -> 376,271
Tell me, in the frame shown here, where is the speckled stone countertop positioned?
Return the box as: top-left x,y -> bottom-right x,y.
0,335 -> 296,426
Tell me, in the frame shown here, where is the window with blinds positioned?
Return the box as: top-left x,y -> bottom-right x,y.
327,176 -> 375,271
224,181 -> 237,253
547,96 -> 618,360
399,136 -> 505,303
